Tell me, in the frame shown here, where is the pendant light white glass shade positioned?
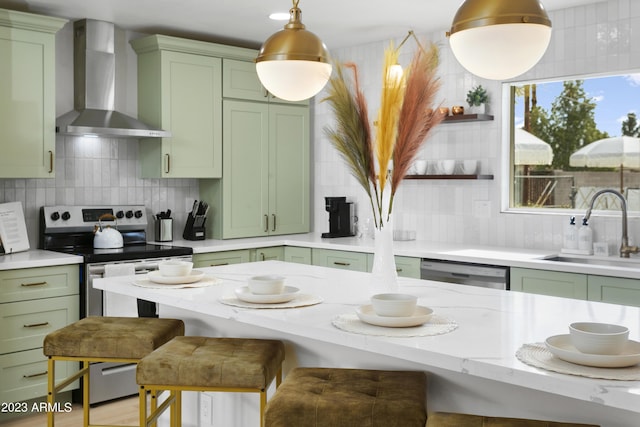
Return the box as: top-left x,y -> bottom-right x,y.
256,60 -> 332,102
448,0 -> 552,80
256,1 -> 331,101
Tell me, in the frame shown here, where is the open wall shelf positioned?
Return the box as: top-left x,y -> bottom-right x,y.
442,114 -> 493,123
405,174 -> 494,180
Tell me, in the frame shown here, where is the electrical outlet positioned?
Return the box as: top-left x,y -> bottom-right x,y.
200,393 -> 213,426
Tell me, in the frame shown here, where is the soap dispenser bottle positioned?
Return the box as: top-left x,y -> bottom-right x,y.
578,217 -> 593,253
563,216 -> 578,250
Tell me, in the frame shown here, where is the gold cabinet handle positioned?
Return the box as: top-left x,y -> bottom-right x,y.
165,154 -> 170,173
210,262 -> 228,266
24,321 -> 50,328
48,150 -> 54,173
264,214 -> 269,232
21,281 -> 48,287
23,371 -> 48,378
260,252 -> 265,261
334,261 -> 350,266
272,214 -> 276,232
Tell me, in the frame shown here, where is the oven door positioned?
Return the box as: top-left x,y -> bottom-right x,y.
86,255 -> 193,317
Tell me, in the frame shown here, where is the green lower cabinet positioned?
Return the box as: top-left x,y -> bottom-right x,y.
366,254 -> 421,279
284,246 -> 312,264
251,246 -> 284,262
312,249 -> 368,272
510,267 -> 587,299
193,250 -> 251,267
587,275 -> 640,307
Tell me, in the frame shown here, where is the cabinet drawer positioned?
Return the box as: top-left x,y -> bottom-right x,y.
284,246 -> 312,265
588,275 -> 640,307
0,265 -> 79,303
0,348 -> 76,402
251,247 -> 284,262
193,250 -> 252,267
1,295 -> 79,354
393,256 -> 421,279
510,267 -> 587,299
312,249 -> 368,272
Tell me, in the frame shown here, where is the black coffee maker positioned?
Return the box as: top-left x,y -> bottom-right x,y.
321,197 -> 355,238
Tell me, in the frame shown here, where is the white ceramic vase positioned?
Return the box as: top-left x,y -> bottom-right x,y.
468,104 -> 486,115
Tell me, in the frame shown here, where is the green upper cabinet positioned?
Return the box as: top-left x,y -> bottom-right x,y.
131,35 -> 227,178
222,59 -> 309,105
201,98 -> 310,238
0,9 -> 66,178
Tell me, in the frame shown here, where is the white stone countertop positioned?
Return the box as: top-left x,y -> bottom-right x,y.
173,232 -> 640,279
0,249 -> 82,270
94,261 -> 640,426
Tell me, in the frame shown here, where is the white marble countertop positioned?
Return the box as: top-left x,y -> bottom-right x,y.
0,249 -> 82,270
4,232 -> 640,279
174,233 -> 640,279
94,260 -> 640,423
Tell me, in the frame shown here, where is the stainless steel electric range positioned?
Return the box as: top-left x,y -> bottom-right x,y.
39,205 -> 193,404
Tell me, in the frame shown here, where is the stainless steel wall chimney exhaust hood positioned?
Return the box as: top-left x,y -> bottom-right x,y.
56,19 -> 170,138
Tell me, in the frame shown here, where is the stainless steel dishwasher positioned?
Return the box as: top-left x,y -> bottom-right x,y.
420,259 -> 509,290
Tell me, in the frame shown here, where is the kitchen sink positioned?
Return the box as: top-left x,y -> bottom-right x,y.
543,255 -> 640,269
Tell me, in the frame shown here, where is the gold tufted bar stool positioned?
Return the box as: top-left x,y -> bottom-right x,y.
264,367 -> 428,427
43,316 -> 185,427
136,336 -> 285,427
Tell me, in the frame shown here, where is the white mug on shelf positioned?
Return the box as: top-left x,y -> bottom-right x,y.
438,159 -> 456,175
413,159 -> 427,175
461,159 -> 478,175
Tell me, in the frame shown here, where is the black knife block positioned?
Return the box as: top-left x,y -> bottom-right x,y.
182,213 -> 205,240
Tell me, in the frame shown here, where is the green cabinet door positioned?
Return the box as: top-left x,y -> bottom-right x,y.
252,246 -> 285,262
133,37 -> 222,178
588,275 -> 640,307
284,246 -> 312,264
366,254 -> 421,278
222,59 -> 309,105
268,104 -> 310,235
201,100 -> 309,239
0,11 -> 65,178
510,267 -> 587,299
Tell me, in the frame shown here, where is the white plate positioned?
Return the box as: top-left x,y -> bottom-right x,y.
356,305 -> 433,328
545,334 -> 640,368
234,286 -> 300,304
147,269 -> 205,284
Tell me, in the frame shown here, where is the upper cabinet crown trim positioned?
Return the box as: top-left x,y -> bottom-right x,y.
130,34 -> 257,61
0,8 -> 67,33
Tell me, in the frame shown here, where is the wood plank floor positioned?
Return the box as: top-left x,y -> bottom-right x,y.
3,396 -> 138,427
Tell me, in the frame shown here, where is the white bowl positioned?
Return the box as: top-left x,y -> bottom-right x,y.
371,293 -> 417,317
158,260 -> 193,277
569,322 -> 629,355
438,159 -> 456,175
461,159 -> 478,175
248,275 -> 285,295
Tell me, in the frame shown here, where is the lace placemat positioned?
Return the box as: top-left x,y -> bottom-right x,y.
516,343 -> 640,380
332,314 -> 458,337
132,276 -> 223,289
219,294 -> 323,309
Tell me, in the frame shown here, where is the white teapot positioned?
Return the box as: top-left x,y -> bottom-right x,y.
93,214 -> 124,249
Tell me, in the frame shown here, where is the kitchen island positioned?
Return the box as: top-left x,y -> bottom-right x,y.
94,261 -> 640,427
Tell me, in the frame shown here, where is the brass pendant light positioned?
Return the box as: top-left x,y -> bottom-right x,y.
447,0 -> 552,80
256,0 -> 332,101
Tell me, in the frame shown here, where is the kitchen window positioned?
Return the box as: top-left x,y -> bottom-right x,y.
507,72 -> 640,213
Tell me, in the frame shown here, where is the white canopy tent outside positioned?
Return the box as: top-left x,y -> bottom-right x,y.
570,136 -> 640,193
514,128 -> 554,165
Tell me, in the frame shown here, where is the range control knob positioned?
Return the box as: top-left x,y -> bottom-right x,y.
134,210 -> 143,219
61,211 -> 71,220
125,210 -> 134,219
50,212 -> 60,221
116,210 -> 124,219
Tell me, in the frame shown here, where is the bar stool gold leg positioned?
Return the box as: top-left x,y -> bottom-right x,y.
174,390 -> 182,427
47,357 -> 55,427
82,360 -> 89,427
139,386 -> 147,427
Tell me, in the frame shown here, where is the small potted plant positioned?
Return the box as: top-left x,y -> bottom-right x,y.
466,85 -> 488,114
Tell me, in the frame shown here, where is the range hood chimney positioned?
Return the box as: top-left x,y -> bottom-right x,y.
56,19 -> 170,138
